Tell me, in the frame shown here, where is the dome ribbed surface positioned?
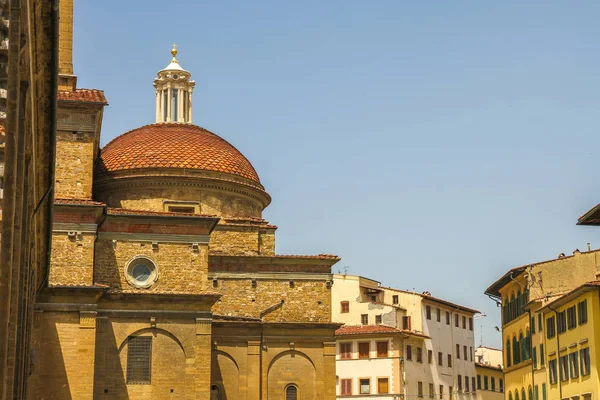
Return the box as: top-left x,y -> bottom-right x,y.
97,123 -> 260,182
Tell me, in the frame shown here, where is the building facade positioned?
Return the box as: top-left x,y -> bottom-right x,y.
332,274 -> 479,400
26,2 -> 343,399
475,347 -> 504,400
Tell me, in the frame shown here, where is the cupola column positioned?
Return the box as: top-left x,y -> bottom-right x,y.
153,44 -> 195,124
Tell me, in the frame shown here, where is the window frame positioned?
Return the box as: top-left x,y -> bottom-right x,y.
340,342 -> 352,360
376,341 -> 389,358
340,301 -> 350,313
378,377 -> 389,394
126,336 -> 152,385
358,342 -> 370,359
340,378 -> 352,396
359,378 -> 371,395
285,384 -> 298,400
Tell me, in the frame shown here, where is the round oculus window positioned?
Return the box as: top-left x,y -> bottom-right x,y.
125,257 -> 158,289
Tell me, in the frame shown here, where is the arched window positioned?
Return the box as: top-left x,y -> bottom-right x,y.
524,289 -> 530,305
506,339 -> 512,367
516,290 -> 522,317
528,386 -> 533,400
513,336 -> 520,364
503,300 -> 509,324
510,293 -> 516,321
509,392 -> 513,400
519,332 -> 526,361
522,329 -> 531,360
521,388 -> 526,400
515,390 -> 519,400
286,384 -> 298,400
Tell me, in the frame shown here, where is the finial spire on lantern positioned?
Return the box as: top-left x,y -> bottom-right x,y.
154,44 -> 195,124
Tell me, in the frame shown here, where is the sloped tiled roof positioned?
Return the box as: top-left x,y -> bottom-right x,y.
57,89 -> 108,105
96,123 -> 260,182
336,325 -> 402,336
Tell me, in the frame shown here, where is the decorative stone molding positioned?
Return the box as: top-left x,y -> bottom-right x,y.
79,311 -> 97,329
195,318 -> 211,335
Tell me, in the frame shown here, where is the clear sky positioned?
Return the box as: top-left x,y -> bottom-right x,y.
75,1 -> 600,348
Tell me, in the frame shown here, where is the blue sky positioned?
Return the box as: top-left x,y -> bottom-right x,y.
75,1 -> 600,347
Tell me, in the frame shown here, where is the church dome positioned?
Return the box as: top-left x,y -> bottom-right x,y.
96,122 -> 260,183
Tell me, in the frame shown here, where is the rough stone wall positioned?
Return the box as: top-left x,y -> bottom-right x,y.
58,0 -> 73,76
94,240 -> 209,294
48,232 -> 95,286
54,130 -> 95,199
98,184 -> 264,218
210,279 -> 331,323
28,311 -> 96,400
209,227 -> 275,256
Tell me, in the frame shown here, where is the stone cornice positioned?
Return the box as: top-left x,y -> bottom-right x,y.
97,231 -> 210,244
94,174 -> 271,208
208,272 -> 333,281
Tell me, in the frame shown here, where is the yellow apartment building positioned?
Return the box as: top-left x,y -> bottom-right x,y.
539,281 -> 600,400
485,249 -> 600,400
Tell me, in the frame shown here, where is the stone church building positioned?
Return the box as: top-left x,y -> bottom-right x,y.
29,2 -> 340,399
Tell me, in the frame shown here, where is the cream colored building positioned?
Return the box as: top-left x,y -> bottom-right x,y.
333,274 -> 479,400
475,347 -> 504,400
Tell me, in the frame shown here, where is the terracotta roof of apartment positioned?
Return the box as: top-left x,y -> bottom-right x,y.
54,198 -> 106,206
106,207 -> 217,219
96,123 -> 260,183
421,294 -> 480,314
401,330 -> 431,339
57,88 -> 108,105
475,362 -> 503,371
336,325 -> 402,336
539,281 -> 600,311
577,202 -> 600,225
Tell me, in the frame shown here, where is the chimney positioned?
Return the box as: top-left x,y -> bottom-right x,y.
58,0 -> 77,90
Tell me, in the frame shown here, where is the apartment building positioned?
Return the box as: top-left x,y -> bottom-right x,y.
475,347 -> 504,400
333,274 -> 479,400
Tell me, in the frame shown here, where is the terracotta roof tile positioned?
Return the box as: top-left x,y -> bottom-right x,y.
96,123 -> 260,183
57,89 -> 108,105
475,362 -> 503,371
336,325 -> 402,336
107,207 -> 217,218
54,198 -> 105,206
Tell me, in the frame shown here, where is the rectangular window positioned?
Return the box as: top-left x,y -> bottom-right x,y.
470,346 -> 473,361
569,351 -> 579,378
167,205 -> 196,213
477,375 -> 481,390
418,382 -> 424,398
531,316 -> 536,334
377,341 -> 388,358
469,317 -> 473,331
457,375 -> 462,391
463,345 -> 468,360
428,350 -> 433,364
429,383 -> 435,398
402,316 -> 412,331
472,377 -> 476,393
378,378 -> 389,394
446,311 -> 450,325
393,295 -> 399,304
455,314 -> 459,327
449,386 -> 453,400
438,352 -> 443,366
439,385 -> 444,400
548,359 -> 557,384
447,354 -> 452,367
567,306 -> 576,329
360,378 -> 370,394
462,316 -> 466,329
341,301 -> 350,313
580,347 -> 590,375
483,376 -> 488,390
557,310 -> 566,334
426,305 -> 432,320
491,377 -> 495,391
532,346 -> 537,369
546,316 -> 556,338
407,345 -> 412,361
361,314 -> 368,325
340,343 -> 352,359
534,385 -> 539,400
538,313 -> 543,332
126,336 -> 152,384
341,379 -> 352,395
559,355 -> 569,381
456,344 -> 460,359
540,343 -> 545,366
437,308 -> 441,322
578,300 -> 588,324
465,376 -> 469,392
417,347 -> 423,362
542,384 -> 546,400
375,314 -> 382,325
358,342 -> 370,359
499,379 -> 504,393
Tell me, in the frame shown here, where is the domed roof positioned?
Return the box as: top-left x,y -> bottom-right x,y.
96,123 -> 260,183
